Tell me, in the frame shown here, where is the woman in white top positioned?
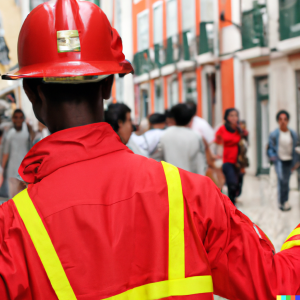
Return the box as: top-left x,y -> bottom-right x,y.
267,110 -> 299,211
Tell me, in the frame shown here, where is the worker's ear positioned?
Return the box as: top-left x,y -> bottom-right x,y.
102,75 -> 114,100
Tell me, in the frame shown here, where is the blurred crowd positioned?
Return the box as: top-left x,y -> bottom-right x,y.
0,109 -> 50,199
105,101 -> 250,207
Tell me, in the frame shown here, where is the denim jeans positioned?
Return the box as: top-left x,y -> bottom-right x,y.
275,160 -> 293,205
222,163 -> 243,205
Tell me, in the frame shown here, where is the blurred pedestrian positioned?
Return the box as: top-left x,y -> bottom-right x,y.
186,101 -> 215,144
105,103 -> 133,145
0,109 -> 31,198
215,108 -> 247,205
267,110 -> 299,211
33,122 -> 50,145
158,104 -> 207,175
105,103 -> 148,157
165,109 -> 176,127
132,113 -> 166,160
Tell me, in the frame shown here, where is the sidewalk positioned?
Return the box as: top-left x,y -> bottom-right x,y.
214,171 -> 300,300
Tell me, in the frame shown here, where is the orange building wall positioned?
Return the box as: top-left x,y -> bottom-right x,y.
219,0 -> 235,111
196,67 -> 202,116
221,58 -> 235,112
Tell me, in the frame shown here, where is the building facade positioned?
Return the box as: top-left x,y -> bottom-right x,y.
131,0 -> 300,176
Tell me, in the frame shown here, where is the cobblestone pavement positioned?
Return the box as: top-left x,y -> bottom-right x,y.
214,169 -> 300,300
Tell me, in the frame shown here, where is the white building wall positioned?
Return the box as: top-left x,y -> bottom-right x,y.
120,0 -> 134,114
269,57 -> 297,132
266,0 -> 279,49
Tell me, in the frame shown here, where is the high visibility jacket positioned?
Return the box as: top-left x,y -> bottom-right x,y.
0,123 -> 300,300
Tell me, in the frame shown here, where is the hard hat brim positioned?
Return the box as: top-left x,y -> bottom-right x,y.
2,59 -> 134,80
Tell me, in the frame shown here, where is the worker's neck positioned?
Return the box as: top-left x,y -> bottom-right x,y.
47,100 -> 104,134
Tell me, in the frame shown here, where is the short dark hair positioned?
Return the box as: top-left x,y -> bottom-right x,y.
12,108 -> 25,118
276,110 -> 290,121
23,78 -> 107,104
148,113 -> 166,125
105,103 -> 131,132
165,109 -> 174,119
170,104 -> 194,126
186,100 -> 197,116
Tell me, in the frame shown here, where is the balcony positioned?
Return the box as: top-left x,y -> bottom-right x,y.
165,35 -> 181,64
198,22 -> 214,55
279,0 -> 300,41
241,5 -> 267,50
182,30 -> 197,61
133,49 -> 154,76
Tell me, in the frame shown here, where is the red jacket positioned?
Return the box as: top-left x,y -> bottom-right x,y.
215,125 -> 241,164
0,123 -> 300,300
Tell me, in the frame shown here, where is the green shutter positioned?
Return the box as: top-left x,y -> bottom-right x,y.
279,0 -> 300,40
242,6 -> 266,49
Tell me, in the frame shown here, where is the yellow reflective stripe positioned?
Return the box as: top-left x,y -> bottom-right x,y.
281,240 -> 300,251
284,227 -> 300,242
13,189 -> 77,300
104,276 -> 213,300
161,162 -> 185,280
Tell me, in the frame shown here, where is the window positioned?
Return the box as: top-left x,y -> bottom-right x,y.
137,10 -> 149,51
200,0 -> 214,22
182,0 -> 195,31
256,76 -> 269,174
167,0 -> 178,38
153,2 -> 163,45
115,0 -> 122,36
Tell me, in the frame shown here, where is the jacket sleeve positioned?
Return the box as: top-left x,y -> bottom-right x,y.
267,131 -> 277,159
180,173 -> 300,300
0,201 -> 32,300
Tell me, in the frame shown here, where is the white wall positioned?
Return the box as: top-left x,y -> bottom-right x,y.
120,0 -> 134,114
269,57 -> 297,132
266,0 -> 279,49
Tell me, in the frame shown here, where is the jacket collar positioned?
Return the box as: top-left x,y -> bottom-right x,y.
19,122 -> 128,184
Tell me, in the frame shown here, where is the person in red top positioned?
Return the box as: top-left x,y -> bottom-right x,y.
215,108 -> 247,205
0,1 -> 300,300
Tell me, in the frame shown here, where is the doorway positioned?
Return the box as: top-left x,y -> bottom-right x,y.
256,76 -> 270,175
206,73 -> 216,127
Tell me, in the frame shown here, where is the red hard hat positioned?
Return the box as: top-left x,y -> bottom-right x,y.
2,0 -> 133,81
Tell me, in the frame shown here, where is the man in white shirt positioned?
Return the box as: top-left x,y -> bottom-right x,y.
186,101 -> 215,144
267,110 -> 299,211
129,113 -> 166,159
158,104 -> 207,175
0,109 -> 31,198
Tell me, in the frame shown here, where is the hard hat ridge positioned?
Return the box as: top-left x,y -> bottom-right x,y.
2,0 -> 133,82
55,0 -> 82,32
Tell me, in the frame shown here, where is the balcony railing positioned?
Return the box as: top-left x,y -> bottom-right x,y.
133,49 -> 154,76
134,29 -> 212,76
198,22 -> 214,55
242,5 -> 267,49
165,35 -> 181,64
279,0 -> 300,41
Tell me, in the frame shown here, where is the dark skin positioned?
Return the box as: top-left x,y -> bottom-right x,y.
22,76 -> 114,133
